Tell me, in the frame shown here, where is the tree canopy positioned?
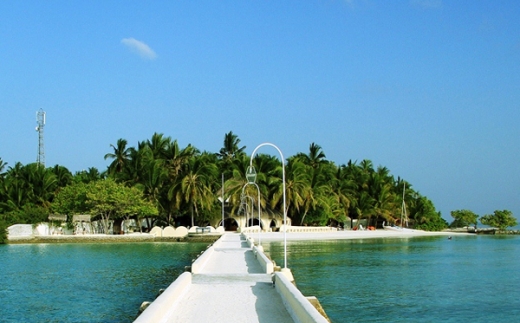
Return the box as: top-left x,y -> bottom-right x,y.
480,210 -> 517,230
6,131 -> 505,241
450,209 -> 479,228
52,179 -> 157,233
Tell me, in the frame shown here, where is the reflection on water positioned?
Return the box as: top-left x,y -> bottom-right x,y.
265,235 -> 520,323
0,242 -> 208,323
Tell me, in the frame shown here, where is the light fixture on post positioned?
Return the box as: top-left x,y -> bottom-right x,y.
246,166 -> 257,184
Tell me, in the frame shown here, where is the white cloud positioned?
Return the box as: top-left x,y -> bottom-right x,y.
121,38 -> 157,60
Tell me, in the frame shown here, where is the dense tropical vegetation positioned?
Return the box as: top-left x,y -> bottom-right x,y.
449,209 -> 479,228
480,210 -> 517,231
1,131 -> 471,242
449,209 -> 517,231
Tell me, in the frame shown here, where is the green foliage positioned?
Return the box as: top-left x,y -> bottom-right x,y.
303,209 -> 330,226
73,167 -> 104,184
5,205 -> 49,224
480,210 -> 517,230
52,182 -> 89,215
84,179 -> 158,232
450,209 -> 479,228
1,132 -> 485,232
0,219 -> 8,244
51,179 -> 158,233
408,196 -> 447,231
415,212 -> 449,231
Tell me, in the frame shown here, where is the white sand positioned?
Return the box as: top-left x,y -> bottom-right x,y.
249,229 -> 468,242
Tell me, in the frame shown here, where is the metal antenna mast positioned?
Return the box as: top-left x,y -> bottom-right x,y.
36,109 -> 46,167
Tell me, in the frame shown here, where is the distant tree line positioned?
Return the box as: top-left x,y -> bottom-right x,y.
450,209 -> 517,231
1,131 -> 451,242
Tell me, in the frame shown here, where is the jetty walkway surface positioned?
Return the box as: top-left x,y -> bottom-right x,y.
135,232 -> 328,323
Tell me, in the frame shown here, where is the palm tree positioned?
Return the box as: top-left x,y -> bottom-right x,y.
369,173 -> 396,226
355,191 -> 376,228
74,167 -> 103,184
170,155 -> 217,227
146,132 -> 170,160
283,158 -> 310,225
6,162 -> 24,179
135,158 -> 167,226
295,142 -> 327,169
217,131 -> 246,176
223,154 -> 258,215
52,165 -> 73,188
218,131 -> 246,161
25,163 -> 58,208
164,140 -> 198,178
104,138 -> 131,175
0,176 -> 28,213
121,142 -> 148,184
137,158 -> 166,206
0,158 -> 7,179
330,164 -> 355,223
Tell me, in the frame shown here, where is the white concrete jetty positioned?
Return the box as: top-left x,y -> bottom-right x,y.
134,232 -> 328,323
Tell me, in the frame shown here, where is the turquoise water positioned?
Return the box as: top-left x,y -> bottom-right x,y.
2,237 -> 519,322
0,242 -> 208,323
265,235 -> 520,323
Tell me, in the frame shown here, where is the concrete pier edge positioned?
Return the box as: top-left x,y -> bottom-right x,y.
134,232 -> 330,323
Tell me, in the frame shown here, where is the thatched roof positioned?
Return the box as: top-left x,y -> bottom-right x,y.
72,214 -> 91,222
48,214 -> 67,221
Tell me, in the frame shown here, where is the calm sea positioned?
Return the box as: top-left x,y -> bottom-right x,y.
1,236 -> 519,323
265,235 -> 520,323
0,242 -> 208,323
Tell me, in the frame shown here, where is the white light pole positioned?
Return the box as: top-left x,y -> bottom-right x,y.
221,173 -> 224,232
238,191 -> 249,229
252,182 -> 261,246
249,143 -> 289,272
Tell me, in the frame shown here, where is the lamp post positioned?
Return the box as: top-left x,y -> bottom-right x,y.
252,182 -> 262,247
249,143 -> 290,275
221,173 -> 224,233
238,193 -> 248,229
218,174 -> 231,234
241,179 -> 262,247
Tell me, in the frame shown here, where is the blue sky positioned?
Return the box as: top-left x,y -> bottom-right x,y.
1,1 -> 519,222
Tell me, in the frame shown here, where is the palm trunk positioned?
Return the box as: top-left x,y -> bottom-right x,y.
300,211 -> 309,226
190,204 -> 195,227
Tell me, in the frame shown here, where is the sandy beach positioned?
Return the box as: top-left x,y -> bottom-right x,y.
7,228 -> 469,244
248,229 -> 469,242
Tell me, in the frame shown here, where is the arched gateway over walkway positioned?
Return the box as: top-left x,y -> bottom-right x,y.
217,213 -> 288,232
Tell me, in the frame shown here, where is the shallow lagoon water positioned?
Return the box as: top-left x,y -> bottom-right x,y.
265,235 -> 520,323
0,242 -> 207,322
2,235 -> 519,322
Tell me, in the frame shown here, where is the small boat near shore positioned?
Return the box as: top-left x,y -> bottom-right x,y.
383,224 -> 415,232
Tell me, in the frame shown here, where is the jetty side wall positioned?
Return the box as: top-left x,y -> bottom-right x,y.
191,246 -> 215,274
274,272 -> 329,323
253,245 -> 274,274
134,272 -> 192,323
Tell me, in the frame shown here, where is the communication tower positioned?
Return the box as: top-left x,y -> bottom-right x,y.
36,109 -> 46,167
